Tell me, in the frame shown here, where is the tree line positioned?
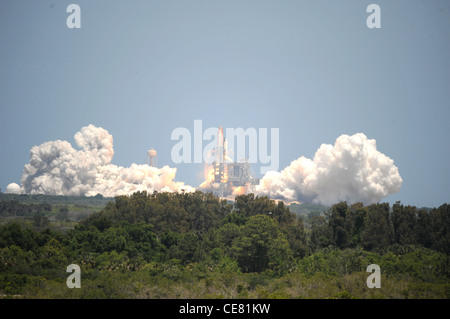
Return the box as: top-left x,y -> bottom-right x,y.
0,191 -> 448,297
310,201 -> 449,254
0,200 -> 52,217
67,191 -> 307,274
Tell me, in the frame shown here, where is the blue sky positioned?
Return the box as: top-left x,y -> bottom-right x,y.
1,0 -> 449,207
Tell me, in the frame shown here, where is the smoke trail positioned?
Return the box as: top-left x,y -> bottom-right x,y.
255,133 -> 402,206
17,124 -> 194,197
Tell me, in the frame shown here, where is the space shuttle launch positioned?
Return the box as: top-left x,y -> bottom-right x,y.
215,126 -> 225,164
203,125 -> 259,198
11,123 -> 402,205
213,126 -> 228,186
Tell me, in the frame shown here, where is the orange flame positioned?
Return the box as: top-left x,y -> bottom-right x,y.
205,165 -> 215,183
232,186 -> 247,196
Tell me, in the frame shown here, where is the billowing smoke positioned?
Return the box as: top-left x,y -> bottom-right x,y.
17,125 -> 194,197
11,126 -> 401,205
255,133 -> 402,206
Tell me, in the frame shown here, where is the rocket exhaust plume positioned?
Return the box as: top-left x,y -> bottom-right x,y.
254,133 -> 402,206
10,124 -> 401,206
198,128 -> 401,205
17,125 -> 194,197
198,125 -> 258,198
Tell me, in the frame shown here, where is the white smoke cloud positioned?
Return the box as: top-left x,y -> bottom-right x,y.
18,124 -> 194,197
13,126 -> 401,205
255,133 -> 402,206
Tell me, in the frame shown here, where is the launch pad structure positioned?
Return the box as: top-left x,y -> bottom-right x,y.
211,161 -> 260,197
209,126 -> 259,198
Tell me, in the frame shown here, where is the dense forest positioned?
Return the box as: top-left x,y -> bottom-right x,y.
0,191 -> 448,298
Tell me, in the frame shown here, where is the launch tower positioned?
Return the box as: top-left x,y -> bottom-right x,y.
210,126 -> 259,197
